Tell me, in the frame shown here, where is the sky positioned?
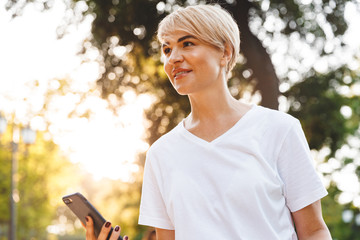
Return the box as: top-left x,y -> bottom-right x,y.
0,0 -> 152,181
0,0 -> 359,203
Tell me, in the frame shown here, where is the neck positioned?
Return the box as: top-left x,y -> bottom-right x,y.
187,79 -> 244,123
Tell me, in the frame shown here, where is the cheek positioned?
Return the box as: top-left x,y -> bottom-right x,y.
197,56 -> 220,74
192,50 -> 221,70
164,61 -> 172,79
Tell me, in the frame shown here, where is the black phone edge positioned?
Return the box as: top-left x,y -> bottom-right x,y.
62,192 -> 123,240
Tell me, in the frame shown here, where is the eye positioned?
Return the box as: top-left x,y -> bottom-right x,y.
163,47 -> 171,55
183,41 -> 194,47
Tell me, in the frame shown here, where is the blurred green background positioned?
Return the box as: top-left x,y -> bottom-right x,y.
0,0 -> 360,239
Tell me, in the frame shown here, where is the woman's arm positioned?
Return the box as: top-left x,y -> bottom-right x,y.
155,228 -> 175,240
292,200 -> 331,240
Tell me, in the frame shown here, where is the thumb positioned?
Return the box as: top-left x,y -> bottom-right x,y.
85,216 -> 96,240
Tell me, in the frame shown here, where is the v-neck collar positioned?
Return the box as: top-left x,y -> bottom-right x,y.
177,104 -> 257,145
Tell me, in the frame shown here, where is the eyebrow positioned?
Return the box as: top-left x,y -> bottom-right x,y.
162,35 -> 197,49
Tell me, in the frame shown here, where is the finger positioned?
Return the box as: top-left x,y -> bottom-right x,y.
85,216 -> 96,240
109,225 -> 121,240
124,235 -> 129,240
97,221 -> 112,240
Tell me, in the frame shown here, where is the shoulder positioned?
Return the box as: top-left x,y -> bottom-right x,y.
147,121 -> 183,157
254,105 -> 299,130
249,105 -> 302,148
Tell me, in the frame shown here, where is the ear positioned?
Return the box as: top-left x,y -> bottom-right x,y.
220,43 -> 232,68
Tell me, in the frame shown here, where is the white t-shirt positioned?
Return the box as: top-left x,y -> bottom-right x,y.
138,105 -> 327,240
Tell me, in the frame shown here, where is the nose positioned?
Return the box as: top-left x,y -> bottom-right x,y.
168,48 -> 183,65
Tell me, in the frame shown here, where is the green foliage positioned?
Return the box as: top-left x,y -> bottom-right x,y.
286,65 -> 360,238
7,0 -> 356,142
0,129 -> 83,239
259,0 -> 348,37
64,0 -> 356,140
0,144 -> 11,238
323,183 -> 360,239
285,66 -> 360,155
6,0 -> 358,143
3,0 -> 360,239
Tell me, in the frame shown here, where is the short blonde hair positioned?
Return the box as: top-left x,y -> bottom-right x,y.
157,4 -> 240,73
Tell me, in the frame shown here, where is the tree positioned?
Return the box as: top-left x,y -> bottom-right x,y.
68,0 -> 357,143
4,0 -> 360,238
285,65 -> 360,239
0,129 -> 82,239
5,0 -> 357,142
286,65 -> 360,155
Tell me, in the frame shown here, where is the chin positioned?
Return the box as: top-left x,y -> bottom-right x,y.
175,87 -> 201,96
172,83 -> 186,95
174,83 -> 206,96
175,88 -> 190,96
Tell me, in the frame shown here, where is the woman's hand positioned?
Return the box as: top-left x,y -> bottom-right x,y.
85,216 -> 128,240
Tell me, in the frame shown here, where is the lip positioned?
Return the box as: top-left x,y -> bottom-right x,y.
172,68 -> 192,79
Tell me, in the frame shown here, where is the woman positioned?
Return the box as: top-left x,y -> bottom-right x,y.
87,4 -> 331,240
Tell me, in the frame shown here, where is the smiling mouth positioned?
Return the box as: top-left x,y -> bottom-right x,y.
174,70 -> 192,78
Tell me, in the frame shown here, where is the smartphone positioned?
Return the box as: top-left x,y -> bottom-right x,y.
62,192 -> 123,240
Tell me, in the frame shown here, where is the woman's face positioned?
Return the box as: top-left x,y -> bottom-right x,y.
161,30 -> 226,96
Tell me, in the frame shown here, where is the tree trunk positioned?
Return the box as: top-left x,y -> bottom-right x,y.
226,0 -> 280,109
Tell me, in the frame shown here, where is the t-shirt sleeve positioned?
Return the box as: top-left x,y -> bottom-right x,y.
138,150 -> 174,230
277,119 -> 328,212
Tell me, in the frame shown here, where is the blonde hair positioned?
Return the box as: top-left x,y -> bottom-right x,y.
157,4 -> 240,73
